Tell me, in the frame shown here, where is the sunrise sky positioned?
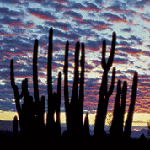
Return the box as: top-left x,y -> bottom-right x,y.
1,0 -> 150,128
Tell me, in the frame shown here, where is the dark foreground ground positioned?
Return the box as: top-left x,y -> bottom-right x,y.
0,121 -> 149,147
0,130 -> 150,148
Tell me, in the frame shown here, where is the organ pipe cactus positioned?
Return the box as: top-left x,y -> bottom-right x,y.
110,72 -> 138,139
10,26 -> 138,140
63,40 -> 85,136
46,28 -> 61,137
124,72 -> 138,138
11,28 -> 62,137
110,80 -> 127,138
10,39 -> 45,136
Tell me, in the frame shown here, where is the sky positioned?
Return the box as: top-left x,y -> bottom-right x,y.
1,0 -> 150,127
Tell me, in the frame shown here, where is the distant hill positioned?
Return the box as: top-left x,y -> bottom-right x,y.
0,120 -> 13,131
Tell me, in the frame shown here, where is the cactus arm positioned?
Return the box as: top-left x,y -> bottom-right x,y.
64,41 -> 69,117
101,40 -> 107,70
110,80 -> 121,135
10,59 -> 22,113
114,80 -> 121,115
107,67 -> 116,97
107,32 -> 116,68
56,71 -> 61,123
124,72 -> 138,138
79,43 -> 85,103
41,95 -> 45,123
33,39 -> 39,102
120,81 -> 127,133
47,28 -> 53,114
71,41 -> 80,104
130,72 -> 138,109
78,43 -> 85,128
10,59 -> 15,88
56,72 -> 61,136
102,32 -> 116,72
22,78 -> 30,104
120,81 -> 127,120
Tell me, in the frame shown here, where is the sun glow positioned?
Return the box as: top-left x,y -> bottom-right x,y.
1,110 -> 150,129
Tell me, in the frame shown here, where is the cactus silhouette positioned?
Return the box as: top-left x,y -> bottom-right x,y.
46,28 -> 62,137
10,26 -> 138,142
83,113 -> 90,138
13,115 -> 18,137
110,80 -> 127,138
10,28 -> 62,137
63,40 -> 85,137
10,39 -> 45,137
110,72 -> 138,140
124,71 -> 138,138
94,32 -> 116,137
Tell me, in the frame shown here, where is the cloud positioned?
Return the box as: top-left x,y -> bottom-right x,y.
103,13 -> 127,23
45,21 -> 71,31
0,16 -> 23,27
121,28 -> 132,32
0,7 -> 21,17
114,57 -> 128,65
28,8 -> 58,21
53,0 -> 69,4
82,2 -> 100,12
64,10 -> 84,24
106,2 -> 127,13
53,28 -> 81,41
92,20 -> 111,30
129,35 -> 143,45
0,0 -> 20,4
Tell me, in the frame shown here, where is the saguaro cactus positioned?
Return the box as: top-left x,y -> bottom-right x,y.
94,32 -> 116,137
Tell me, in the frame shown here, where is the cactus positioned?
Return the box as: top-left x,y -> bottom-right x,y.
94,32 -> 116,137
11,27 -> 63,137
63,41 -> 85,136
46,28 -> 62,137
83,113 -> 90,138
33,39 -> 40,103
124,71 -> 138,138
10,59 -> 23,115
64,41 -> 69,128
110,72 -> 138,140
55,71 -> 61,137
46,28 -> 55,135
110,80 -> 127,138
13,115 -> 18,136
10,26 -> 138,141
10,39 -> 45,137
47,28 -> 53,116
